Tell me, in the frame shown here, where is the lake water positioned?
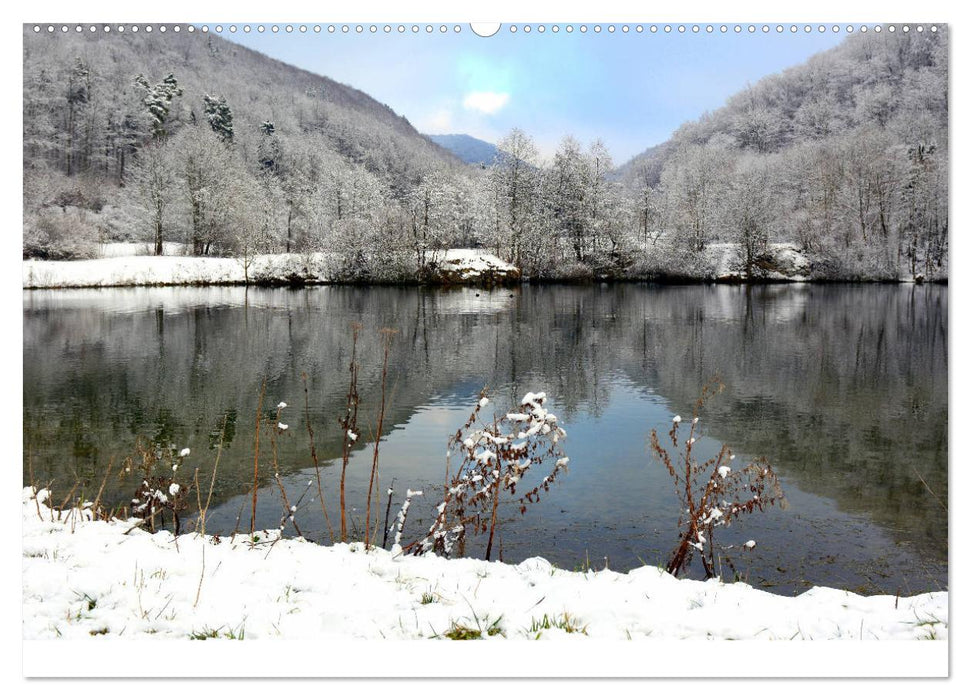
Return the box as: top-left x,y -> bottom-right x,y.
22,283 -> 948,595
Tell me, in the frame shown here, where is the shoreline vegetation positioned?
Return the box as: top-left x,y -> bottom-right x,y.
22,242 -> 946,290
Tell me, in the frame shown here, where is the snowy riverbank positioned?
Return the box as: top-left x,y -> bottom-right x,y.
22,248 -> 518,289
22,243 -> 939,289
21,488 -> 947,644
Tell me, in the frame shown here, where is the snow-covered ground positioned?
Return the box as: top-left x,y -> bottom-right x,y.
22,252 -> 335,288
22,248 -> 519,288
22,487 -> 947,645
710,242 -> 812,281
440,248 -> 518,278
97,242 -> 188,258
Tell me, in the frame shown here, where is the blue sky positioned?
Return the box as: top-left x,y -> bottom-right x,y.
226,24 -> 846,164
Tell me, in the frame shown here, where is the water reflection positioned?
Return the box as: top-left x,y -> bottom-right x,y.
23,283 -> 947,594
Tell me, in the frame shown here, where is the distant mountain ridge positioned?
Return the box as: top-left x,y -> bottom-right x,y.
425,133 -> 500,165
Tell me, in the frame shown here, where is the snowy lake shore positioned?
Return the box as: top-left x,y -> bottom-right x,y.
22,487 -> 948,646
23,243 -> 940,289
22,247 -> 518,289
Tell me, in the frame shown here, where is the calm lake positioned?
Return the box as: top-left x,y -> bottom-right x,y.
22,283 -> 948,595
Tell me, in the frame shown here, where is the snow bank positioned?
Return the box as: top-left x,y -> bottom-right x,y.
439,248 -> 519,282
22,488 -> 947,642
712,243 -> 812,282
442,248 -> 517,274
22,249 -> 520,288
23,253 -> 334,288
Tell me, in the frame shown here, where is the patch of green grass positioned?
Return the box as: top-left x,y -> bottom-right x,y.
910,613 -> 946,640
89,627 -> 109,636
526,612 -> 588,638
444,622 -> 482,640
224,624 -> 245,640
190,627 -> 222,640
420,591 -> 435,605
189,624 -> 245,640
442,614 -> 504,640
71,591 -> 97,615
485,616 -> 504,637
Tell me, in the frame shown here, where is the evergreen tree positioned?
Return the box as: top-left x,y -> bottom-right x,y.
134,73 -> 183,141
203,95 -> 234,142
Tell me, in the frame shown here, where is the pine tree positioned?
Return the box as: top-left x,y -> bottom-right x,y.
203,95 -> 234,142
134,73 -> 183,141
257,121 -> 279,172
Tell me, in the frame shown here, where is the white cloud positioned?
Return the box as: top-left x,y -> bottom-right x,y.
462,91 -> 510,115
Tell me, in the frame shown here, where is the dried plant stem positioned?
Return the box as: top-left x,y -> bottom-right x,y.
250,378 -> 266,535
193,545 -> 206,608
382,480 -> 395,549
200,417 -> 228,535
272,473 -> 303,538
58,481 -> 79,521
365,329 -> 395,547
911,465 -> 947,513
270,408 -> 304,540
27,445 -> 42,520
231,500 -> 245,543
651,380 -> 785,579
302,373 -> 334,543
91,458 -> 114,520
485,477 -> 501,561
339,324 -> 361,542
405,390 -> 567,558
197,416 -> 226,537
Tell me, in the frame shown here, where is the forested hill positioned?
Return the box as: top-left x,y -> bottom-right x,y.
23,25 -> 463,261
23,26 -> 459,180
613,26 -> 947,280
618,27 -> 948,184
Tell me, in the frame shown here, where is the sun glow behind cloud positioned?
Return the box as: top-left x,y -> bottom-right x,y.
462,91 -> 510,114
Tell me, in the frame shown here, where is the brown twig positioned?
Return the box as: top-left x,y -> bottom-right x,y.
338,323 -> 361,542
251,378 -> 266,535
365,328 -> 396,547
27,445 -> 43,520
302,372 -> 334,543
382,479 -> 396,549
193,545 -> 206,608
910,465 -> 947,513
91,458 -> 114,521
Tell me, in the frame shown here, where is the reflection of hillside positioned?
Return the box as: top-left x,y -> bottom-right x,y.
626,285 -> 947,564
23,284 -> 946,568
23,286 -> 520,507
505,284 -> 947,563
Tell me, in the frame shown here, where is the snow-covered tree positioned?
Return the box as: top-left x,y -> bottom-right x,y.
129,141 -> 177,255
489,129 -> 540,267
203,95 -> 234,142
135,73 -> 183,141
